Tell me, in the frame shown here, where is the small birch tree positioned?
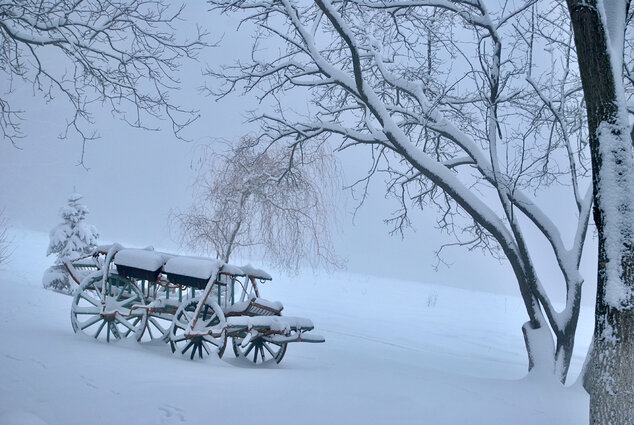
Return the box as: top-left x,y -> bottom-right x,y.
173,137 -> 342,272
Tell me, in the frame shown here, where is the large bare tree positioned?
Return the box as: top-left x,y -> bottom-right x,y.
566,0 -> 634,422
0,0 -> 205,162
173,137 -> 342,272
205,0 -> 601,383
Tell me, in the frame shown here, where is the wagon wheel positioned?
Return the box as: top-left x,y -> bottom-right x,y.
232,335 -> 288,365
71,273 -> 147,342
169,298 -> 227,360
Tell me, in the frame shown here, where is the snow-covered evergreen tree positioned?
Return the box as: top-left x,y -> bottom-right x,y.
43,193 -> 99,294
47,193 -> 99,263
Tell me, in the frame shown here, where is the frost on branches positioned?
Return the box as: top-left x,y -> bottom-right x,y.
43,193 -> 99,294
0,0 -> 205,163
206,0 -> 598,383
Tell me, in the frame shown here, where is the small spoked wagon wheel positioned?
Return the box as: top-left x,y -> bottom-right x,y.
232,335 -> 288,365
169,298 -> 227,360
71,273 -> 147,342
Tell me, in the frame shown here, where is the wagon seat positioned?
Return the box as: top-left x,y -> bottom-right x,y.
224,264 -> 283,317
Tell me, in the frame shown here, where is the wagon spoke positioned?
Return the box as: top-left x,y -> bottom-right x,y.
149,317 -> 167,335
203,314 -> 217,326
181,340 -> 194,356
80,293 -> 100,307
98,286 -> 107,301
138,314 -> 172,343
263,342 -> 276,357
243,342 -> 255,358
94,320 -> 106,339
116,315 -> 137,333
74,307 -> 100,315
125,317 -> 142,338
120,297 -> 139,308
145,322 -> 154,339
202,336 -> 218,347
112,322 -> 123,340
80,315 -> 102,330
182,310 -> 194,324
176,313 -> 190,327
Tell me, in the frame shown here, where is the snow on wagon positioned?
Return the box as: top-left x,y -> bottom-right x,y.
66,244 -> 324,364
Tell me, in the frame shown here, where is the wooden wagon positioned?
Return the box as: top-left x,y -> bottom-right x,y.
67,244 -> 324,364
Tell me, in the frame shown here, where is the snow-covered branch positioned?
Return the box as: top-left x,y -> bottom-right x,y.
0,1 -> 206,160
207,0 -> 593,382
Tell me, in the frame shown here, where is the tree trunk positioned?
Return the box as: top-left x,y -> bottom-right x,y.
566,0 -> 634,422
522,322 -> 555,375
555,287 -> 582,383
223,219 -> 243,263
590,310 -> 634,423
554,332 -> 575,383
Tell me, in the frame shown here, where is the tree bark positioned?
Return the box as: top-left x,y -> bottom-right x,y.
566,0 -> 634,423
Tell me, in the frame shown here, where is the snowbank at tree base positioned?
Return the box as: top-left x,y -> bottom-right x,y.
0,228 -> 592,425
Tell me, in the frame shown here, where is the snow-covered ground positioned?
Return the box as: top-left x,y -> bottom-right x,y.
0,229 -> 592,424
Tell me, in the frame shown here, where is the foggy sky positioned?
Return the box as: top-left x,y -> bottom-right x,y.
0,1 -> 598,306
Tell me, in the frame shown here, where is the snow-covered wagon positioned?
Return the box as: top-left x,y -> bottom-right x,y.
66,244 -> 324,364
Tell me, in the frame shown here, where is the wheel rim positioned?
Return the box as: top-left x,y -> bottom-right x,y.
71,273 -> 147,342
232,336 -> 287,364
169,299 -> 226,360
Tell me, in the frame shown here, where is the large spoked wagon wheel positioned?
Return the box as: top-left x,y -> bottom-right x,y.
71,273 -> 147,342
169,298 -> 227,360
232,335 -> 288,365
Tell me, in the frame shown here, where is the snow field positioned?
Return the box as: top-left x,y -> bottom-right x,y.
0,229 -> 591,424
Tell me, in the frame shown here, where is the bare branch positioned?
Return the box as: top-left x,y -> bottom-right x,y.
0,1 -> 208,162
